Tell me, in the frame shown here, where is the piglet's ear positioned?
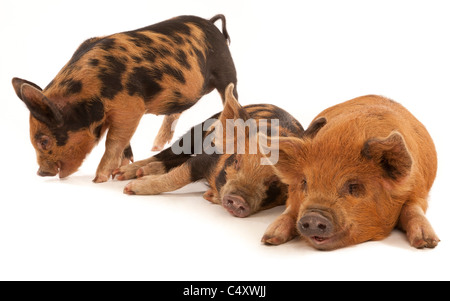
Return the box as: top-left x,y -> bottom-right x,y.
218,83 -> 250,123
19,83 -> 64,127
272,137 -> 305,185
361,131 -> 412,181
12,77 -> 43,99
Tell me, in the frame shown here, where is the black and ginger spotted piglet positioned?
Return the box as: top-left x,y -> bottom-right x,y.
12,15 -> 237,182
114,84 -> 307,218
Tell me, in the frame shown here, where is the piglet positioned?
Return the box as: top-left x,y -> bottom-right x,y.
114,84 -> 305,217
12,15 -> 237,182
262,95 -> 439,250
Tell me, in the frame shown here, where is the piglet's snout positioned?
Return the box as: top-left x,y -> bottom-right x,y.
298,211 -> 333,237
222,194 -> 251,218
37,168 -> 57,177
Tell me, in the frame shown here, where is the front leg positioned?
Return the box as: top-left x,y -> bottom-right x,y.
94,114 -> 143,183
113,157 -> 158,180
113,144 -> 192,180
261,205 -> 299,245
398,203 -> 440,249
124,162 -> 192,195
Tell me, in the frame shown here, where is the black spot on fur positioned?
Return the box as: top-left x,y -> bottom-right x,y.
260,181 -> 283,208
99,38 -> 116,51
126,67 -> 162,102
161,100 -> 195,115
50,97 -> 104,146
224,154 -> 237,168
172,34 -> 185,45
94,124 -> 103,140
149,46 -> 172,58
245,104 -> 305,137
214,154 -> 236,192
142,50 -> 157,62
215,169 -> 227,191
162,64 -> 185,83
188,153 -> 221,182
175,49 -> 191,69
131,56 -> 143,63
88,58 -> 100,66
64,97 -> 104,131
126,32 -> 154,47
158,36 -> 170,43
60,79 -> 83,95
68,37 -> 101,65
98,55 -> 126,99
193,47 -> 206,73
153,147 -> 192,173
123,145 -> 134,161
163,156 -> 193,172
173,90 -> 182,99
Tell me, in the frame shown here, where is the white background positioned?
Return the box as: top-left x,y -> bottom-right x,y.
1,0 -> 449,280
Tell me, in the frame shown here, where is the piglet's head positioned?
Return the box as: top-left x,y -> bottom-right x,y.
274,119 -> 413,250
203,83 -> 287,217
12,77 -> 104,179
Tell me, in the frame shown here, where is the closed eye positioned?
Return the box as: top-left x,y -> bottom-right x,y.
346,181 -> 365,197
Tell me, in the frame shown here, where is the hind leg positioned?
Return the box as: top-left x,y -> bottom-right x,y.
123,163 -> 192,195
152,113 -> 181,151
120,145 -> 134,166
113,157 -> 158,180
113,145 -> 191,180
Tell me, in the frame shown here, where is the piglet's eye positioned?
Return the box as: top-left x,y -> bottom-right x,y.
37,136 -> 51,151
301,178 -> 307,191
347,182 -> 365,197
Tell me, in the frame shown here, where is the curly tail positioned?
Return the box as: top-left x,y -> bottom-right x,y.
210,14 -> 231,45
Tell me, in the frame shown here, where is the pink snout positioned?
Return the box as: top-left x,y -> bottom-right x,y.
222,194 -> 251,218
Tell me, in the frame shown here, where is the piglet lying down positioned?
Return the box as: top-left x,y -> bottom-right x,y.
114,84 -> 305,217
263,95 -> 439,250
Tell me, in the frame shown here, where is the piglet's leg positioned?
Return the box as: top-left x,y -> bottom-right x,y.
113,157 -> 158,181
120,145 -> 134,166
152,113 -> 181,151
261,205 -> 299,245
398,203 -> 440,249
123,163 -> 191,195
94,112 -> 143,183
135,162 -> 166,178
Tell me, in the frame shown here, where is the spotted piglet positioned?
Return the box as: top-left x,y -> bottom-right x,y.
262,95 -> 439,250
114,84 -> 305,218
12,15 -> 237,182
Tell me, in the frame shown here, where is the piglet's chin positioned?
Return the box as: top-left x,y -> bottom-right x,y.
59,168 -> 75,179
305,230 -> 348,251
58,161 -> 79,179
306,235 -> 339,250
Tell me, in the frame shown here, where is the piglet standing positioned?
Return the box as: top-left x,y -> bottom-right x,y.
262,95 -> 439,250
12,15 -> 237,182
